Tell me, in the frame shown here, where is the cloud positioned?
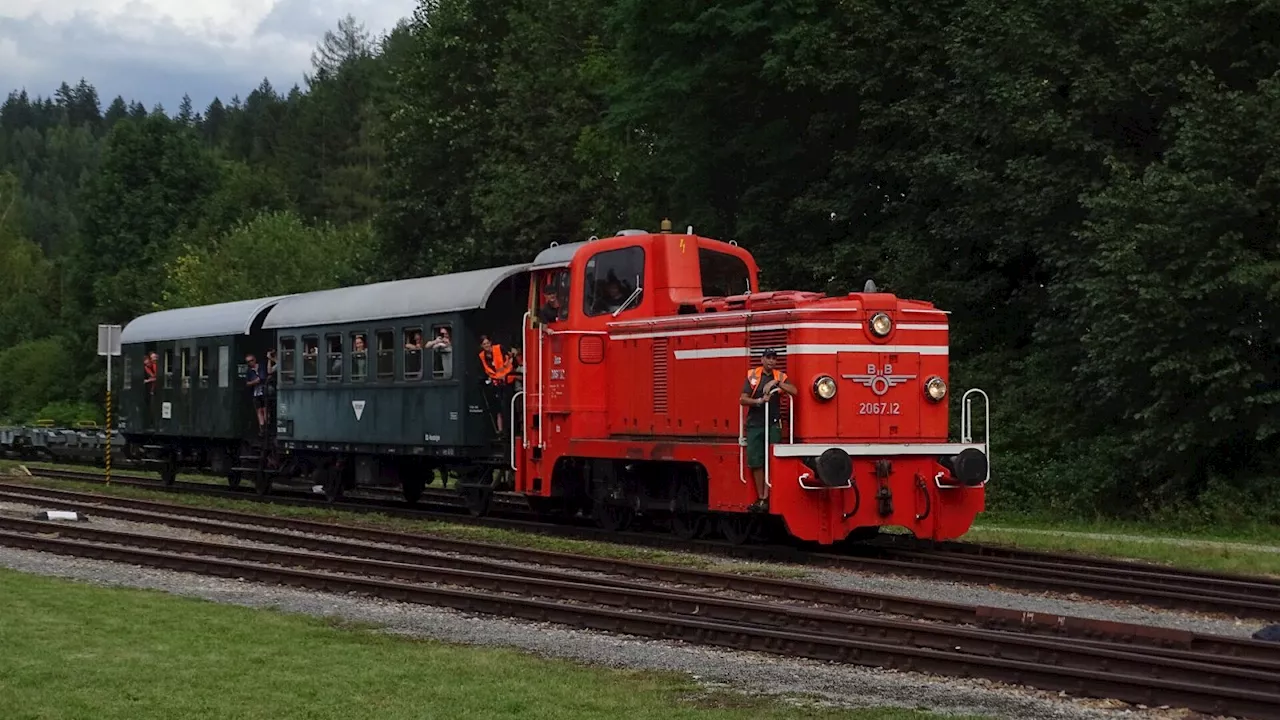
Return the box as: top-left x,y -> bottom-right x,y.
0,1 -> 415,112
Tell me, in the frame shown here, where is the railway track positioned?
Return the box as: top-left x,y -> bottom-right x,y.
0,498 -> 1277,719
10,469 -> 1280,621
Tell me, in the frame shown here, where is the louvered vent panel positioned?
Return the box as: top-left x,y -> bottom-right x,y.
653,338 -> 669,414
748,328 -> 790,415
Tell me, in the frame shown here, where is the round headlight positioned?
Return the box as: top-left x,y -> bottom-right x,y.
870,312 -> 893,337
925,376 -> 947,401
813,375 -> 837,401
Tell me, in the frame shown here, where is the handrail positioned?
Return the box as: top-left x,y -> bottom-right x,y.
788,394 -> 794,444
537,318 -> 545,449
960,388 -> 990,483
509,390 -> 524,471
521,311 -> 530,450
763,398 -> 772,489
738,406 -> 747,484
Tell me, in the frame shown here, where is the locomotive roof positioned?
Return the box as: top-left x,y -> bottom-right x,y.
120,295 -> 292,345
530,241 -> 588,270
262,263 -> 530,329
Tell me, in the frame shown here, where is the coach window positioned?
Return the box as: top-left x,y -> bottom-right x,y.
198,347 -> 209,388
179,348 -> 191,390
326,334 -> 343,382
123,356 -> 132,391
218,346 -> 230,388
375,330 -> 394,380
302,336 -> 318,382
698,248 -> 752,297
403,327 -> 424,380
162,349 -> 174,389
350,332 -> 368,382
279,338 -> 296,384
584,246 -> 644,317
428,325 -> 452,379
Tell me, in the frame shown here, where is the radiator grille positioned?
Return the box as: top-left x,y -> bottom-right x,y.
653,338 -> 669,414
748,328 -> 789,415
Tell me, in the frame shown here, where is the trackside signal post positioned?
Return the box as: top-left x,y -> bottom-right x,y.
98,324 -> 122,484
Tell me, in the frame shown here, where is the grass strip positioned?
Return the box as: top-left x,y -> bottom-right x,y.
0,568 -> 983,720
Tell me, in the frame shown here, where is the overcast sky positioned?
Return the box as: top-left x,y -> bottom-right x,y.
0,0 -> 417,112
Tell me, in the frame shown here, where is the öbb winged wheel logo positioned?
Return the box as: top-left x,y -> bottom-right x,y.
843,363 -> 916,397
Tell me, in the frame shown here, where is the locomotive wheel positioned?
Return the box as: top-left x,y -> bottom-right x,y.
719,514 -> 760,545
227,470 -> 242,489
402,475 -> 426,505
594,498 -> 634,532
669,486 -> 705,540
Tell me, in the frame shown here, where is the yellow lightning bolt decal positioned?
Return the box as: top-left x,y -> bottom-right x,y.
680,237 -> 686,253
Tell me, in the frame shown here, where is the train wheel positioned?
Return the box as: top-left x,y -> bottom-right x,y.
254,447 -> 272,496
669,486 -> 705,540
159,455 -> 177,486
719,514 -> 759,545
227,471 -> 242,489
594,498 -> 634,532
463,486 -> 491,517
321,467 -> 343,504
403,476 -> 425,505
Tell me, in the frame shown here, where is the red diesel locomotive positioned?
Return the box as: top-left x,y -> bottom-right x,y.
511,222 -> 990,545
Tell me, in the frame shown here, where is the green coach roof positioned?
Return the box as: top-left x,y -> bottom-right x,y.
120,296 -> 291,345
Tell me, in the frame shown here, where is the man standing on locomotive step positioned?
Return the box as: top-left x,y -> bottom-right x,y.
740,349 -> 797,512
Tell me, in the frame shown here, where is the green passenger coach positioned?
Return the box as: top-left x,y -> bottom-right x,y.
117,295 -> 289,484
258,264 -> 531,502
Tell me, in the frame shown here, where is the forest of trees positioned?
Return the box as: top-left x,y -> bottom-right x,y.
1,1 -> 1277,525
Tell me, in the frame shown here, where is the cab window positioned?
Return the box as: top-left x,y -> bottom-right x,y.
583,247 -> 644,317
537,270 -> 570,324
699,248 -> 751,297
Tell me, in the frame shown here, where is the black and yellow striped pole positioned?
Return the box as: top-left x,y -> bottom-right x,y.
98,324 -> 122,486
105,387 -> 112,485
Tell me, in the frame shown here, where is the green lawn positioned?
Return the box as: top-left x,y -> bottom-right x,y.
0,569 -> 980,720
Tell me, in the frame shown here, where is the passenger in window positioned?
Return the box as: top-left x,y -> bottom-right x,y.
352,335 -> 368,378
404,330 -> 424,377
143,352 -> 158,395
597,274 -> 631,314
538,286 -> 561,325
478,335 -> 513,436
245,354 -> 267,435
425,327 -> 452,378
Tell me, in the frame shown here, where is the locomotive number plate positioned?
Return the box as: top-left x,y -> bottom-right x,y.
858,402 -> 901,415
